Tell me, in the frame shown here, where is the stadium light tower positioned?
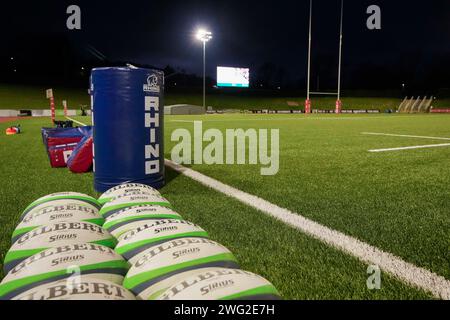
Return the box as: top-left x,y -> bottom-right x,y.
196,29 -> 212,109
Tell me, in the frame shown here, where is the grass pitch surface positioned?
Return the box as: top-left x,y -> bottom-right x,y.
1,113 -> 448,299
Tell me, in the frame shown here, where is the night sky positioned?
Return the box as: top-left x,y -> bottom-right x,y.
1,0 -> 450,90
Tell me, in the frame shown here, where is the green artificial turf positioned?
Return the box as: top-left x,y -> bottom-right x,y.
164,92 -> 402,111
0,114 -> 446,299
433,98 -> 450,108
164,114 -> 450,282
0,85 -> 90,111
162,167 -> 432,299
0,83 -> 404,111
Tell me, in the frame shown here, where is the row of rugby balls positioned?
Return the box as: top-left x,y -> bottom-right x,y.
0,184 -> 280,300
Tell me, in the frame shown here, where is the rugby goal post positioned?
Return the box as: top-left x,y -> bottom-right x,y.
306,0 -> 344,114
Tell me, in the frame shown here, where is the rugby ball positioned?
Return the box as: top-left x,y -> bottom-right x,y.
156,268 -> 281,300
4,222 -> 117,274
19,199 -> 100,222
135,267 -> 225,300
0,243 -> 129,300
123,237 -> 239,296
21,192 -> 100,220
98,183 -> 160,205
12,202 -> 104,244
103,205 -> 183,239
115,219 -> 209,260
99,191 -> 171,218
11,277 -> 136,300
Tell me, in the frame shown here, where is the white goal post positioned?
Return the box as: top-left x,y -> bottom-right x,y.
305,0 -> 344,114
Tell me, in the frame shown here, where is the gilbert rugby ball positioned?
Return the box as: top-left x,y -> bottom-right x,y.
21,192 -> 100,220
123,237 -> 239,296
103,205 -> 182,238
115,219 -> 209,260
98,183 -> 160,205
4,222 -> 117,274
156,268 -> 281,300
0,244 -> 129,300
11,277 -> 136,300
135,267 -> 226,300
99,191 -> 171,218
12,202 -> 104,244
19,199 -> 100,223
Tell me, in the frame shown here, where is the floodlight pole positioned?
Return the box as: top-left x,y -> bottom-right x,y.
203,40 -> 206,110
305,0 -> 312,114
197,29 -> 211,109
336,0 -> 344,113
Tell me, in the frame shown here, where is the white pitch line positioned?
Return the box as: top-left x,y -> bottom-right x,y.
65,116 -> 89,126
362,132 -> 450,141
165,159 -> 450,300
369,143 -> 450,153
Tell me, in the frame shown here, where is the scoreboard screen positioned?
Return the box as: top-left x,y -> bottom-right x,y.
217,67 -> 249,88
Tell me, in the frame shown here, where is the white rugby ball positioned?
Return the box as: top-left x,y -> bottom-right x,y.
123,237 -> 239,296
99,191 -> 171,218
115,219 -> 209,260
0,244 -> 129,300
21,192 -> 100,220
135,267 -> 223,300
103,205 -> 182,239
156,268 -> 281,300
20,199 -> 100,223
11,277 -> 136,300
12,202 -> 104,244
4,222 -> 117,274
98,183 -> 160,205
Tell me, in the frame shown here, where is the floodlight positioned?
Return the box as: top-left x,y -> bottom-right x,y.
196,29 -> 212,42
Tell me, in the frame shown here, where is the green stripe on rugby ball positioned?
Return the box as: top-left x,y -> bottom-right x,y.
103,205 -> 182,238
21,192 -> 100,219
11,277 -> 136,300
99,192 -> 171,218
4,222 -> 117,274
98,183 -> 161,205
0,244 -> 129,300
123,238 -> 239,295
115,219 -> 209,260
12,203 -> 103,244
156,268 -> 281,300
